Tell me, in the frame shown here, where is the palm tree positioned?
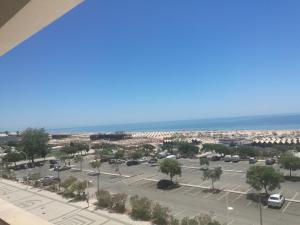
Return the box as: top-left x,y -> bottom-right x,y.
89,159 -> 101,192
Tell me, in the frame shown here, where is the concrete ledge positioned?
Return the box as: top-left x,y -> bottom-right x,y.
0,198 -> 53,225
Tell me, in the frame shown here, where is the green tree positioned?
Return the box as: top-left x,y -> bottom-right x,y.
2,151 -> 24,166
115,150 -> 124,159
158,159 -> 181,182
70,180 -> 87,200
130,150 -> 143,160
199,158 -> 209,170
21,128 -> 49,162
74,155 -> 84,171
143,144 -> 155,156
278,154 -> 300,177
246,165 -> 283,195
70,141 -> 89,155
90,159 -> 101,192
202,167 -> 223,190
178,143 -> 199,157
62,144 -> 77,156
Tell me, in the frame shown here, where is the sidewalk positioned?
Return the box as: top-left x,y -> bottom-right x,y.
0,179 -> 149,225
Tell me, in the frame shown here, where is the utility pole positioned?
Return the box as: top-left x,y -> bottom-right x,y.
259,193 -> 263,225
57,162 -> 60,191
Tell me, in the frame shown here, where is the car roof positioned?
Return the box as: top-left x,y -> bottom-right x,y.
270,194 -> 281,198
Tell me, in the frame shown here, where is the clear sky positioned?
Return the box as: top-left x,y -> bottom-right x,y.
1,0 -> 300,130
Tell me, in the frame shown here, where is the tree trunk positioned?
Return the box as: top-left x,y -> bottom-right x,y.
290,169 -> 292,177
97,174 -> 100,193
80,161 -> 83,171
211,180 -> 214,190
170,175 -> 173,182
263,185 -> 268,195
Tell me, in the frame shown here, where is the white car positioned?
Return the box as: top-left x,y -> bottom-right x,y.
268,194 -> 285,208
166,155 -> 176,159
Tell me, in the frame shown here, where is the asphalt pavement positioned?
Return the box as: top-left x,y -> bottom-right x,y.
10,156 -> 300,225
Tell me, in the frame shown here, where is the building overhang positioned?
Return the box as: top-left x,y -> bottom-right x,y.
0,0 -> 84,56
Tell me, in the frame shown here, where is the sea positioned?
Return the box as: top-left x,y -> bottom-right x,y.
48,114 -> 300,134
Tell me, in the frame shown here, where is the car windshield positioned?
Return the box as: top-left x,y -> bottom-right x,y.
270,197 -> 279,200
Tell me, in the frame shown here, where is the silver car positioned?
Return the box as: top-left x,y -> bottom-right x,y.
268,194 -> 285,208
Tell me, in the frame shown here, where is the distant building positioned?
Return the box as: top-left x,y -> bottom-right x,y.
90,133 -> 132,141
218,138 -> 243,145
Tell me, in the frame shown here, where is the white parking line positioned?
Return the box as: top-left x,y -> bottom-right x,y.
227,219 -> 235,225
217,185 -> 240,201
173,209 -> 186,217
182,187 -> 195,194
246,201 -> 252,207
230,193 -> 243,203
204,184 -> 229,200
282,192 -> 298,214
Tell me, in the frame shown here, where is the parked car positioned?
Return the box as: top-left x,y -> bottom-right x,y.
157,179 -> 175,190
26,162 -> 35,168
138,157 -> 148,163
54,165 -> 71,171
232,155 -> 240,162
87,171 -> 100,176
38,176 -> 59,186
148,158 -> 157,163
49,159 -> 58,164
208,154 -> 221,161
126,160 -> 139,166
34,161 -> 44,167
249,157 -> 257,164
109,159 -> 125,164
166,155 -> 176,159
265,158 -> 275,165
13,164 -> 26,170
224,155 -> 232,162
268,194 -> 285,208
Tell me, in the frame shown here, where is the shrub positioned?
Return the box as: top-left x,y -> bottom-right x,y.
62,189 -> 76,198
96,189 -> 112,208
61,176 -> 77,189
151,203 -> 170,225
169,216 -> 180,225
111,193 -> 127,213
181,217 -> 189,225
130,195 -> 152,221
197,214 -> 221,225
71,181 -> 87,200
46,184 -> 59,192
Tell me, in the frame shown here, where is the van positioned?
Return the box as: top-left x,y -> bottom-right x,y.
224,155 -> 232,162
232,155 -> 240,162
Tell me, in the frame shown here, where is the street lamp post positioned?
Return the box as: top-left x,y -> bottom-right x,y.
19,152 -> 29,184
259,193 -> 263,225
57,161 -> 60,191
86,180 -> 92,208
226,192 -> 234,225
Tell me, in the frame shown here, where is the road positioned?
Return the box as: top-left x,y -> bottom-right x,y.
11,156 -> 300,225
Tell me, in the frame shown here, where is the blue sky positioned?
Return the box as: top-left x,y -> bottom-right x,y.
1,0 -> 300,130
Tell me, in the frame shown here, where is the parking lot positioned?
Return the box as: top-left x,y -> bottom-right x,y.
10,156 -> 300,225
